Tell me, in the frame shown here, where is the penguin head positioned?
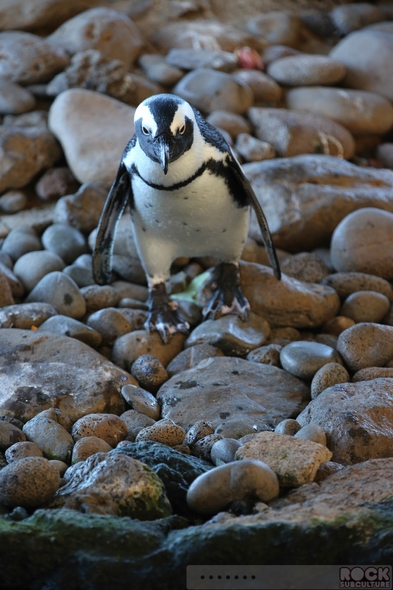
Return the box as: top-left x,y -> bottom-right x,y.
134,94 -> 195,174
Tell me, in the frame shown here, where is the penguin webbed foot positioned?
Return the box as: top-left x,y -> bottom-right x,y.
145,282 -> 190,344
202,262 -> 250,322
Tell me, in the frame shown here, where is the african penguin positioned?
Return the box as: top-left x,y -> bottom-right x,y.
93,93 -> 281,343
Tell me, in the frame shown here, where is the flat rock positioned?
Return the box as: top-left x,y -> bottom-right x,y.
156,356 -> 309,431
297,378 -> 393,464
48,89 -> 135,188
51,452 -> 172,519
286,87 -> 393,135
235,431 -> 332,486
243,155 -> 393,252
38,315 -> 102,349
0,329 -> 135,422
248,107 -> 355,159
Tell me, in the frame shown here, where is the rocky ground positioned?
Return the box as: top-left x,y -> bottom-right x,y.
0,0 -> 393,588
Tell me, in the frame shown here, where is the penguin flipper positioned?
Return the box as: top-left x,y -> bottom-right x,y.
227,155 -> 281,280
93,162 -> 132,285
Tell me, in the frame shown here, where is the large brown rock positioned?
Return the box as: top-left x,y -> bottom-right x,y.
0,329 -> 136,422
244,155 -> 393,252
157,356 -> 309,431
297,378 -> 393,464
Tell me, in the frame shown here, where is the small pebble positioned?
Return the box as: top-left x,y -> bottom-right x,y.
215,418 -> 267,439
322,316 -> 356,336
13,250 -> 65,292
71,436 -> 112,464
23,415 -> 74,463
1,226 -> 42,262
0,421 -> 26,451
187,459 -> 279,515
184,420 -> 215,447
135,418 -> 185,446
352,367 -> 393,382
86,308 -> 131,346
138,54 -> 184,87
280,340 -> 343,380
294,424 -> 327,446
0,457 -> 60,508
72,414 -> 128,447
206,110 -> 252,139
5,441 -> 43,463
131,354 -> 168,394
191,433 -> 223,462
211,438 -> 242,465
321,272 -> 393,301
41,223 -> 88,264
310,362 -> 350,399
246,343 -> 282,366
49,460 -> 69,477
340,290 -> 390,323
121,384 -> 161,420
274,419 -> 301,436
280,252 -> 330,283
35,167 -> 79,201
80,285 -> 120,312
120,410 -> 156,441
232,69 -> 282,103
0,191 -> 27,213
63,264 -> 95,288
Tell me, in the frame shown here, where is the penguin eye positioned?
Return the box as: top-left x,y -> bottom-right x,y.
142,126 -> 150,135
178,125 -> 186,135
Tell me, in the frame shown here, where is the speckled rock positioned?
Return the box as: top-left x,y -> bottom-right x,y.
352,367 -> 393,382
311,362 -> 350,399
280,252 -> 330,283
38,315 -> 102,348
187,459 -> 279,514
51,452 -> 171,518
268,55 -> 345,86
280,341 -> 343,381
337,322 -> 393,373
25,272 -> 86,319
0,302 -> 58,329
13,250 -> 65,292
340,290 -> 390,323
0,420 -> 26,451
71,436 -> 112,464
191,433 -> 222,461
232,70 -> 282,104
331,208 -> 393,279
247,11 -> 301,47
174,68 -> 253,115
210,438 -> 241,465
321,272 -> 393,302
112,331 -> 187,370
5,441 -> 43,463
236,431 -> 332,486
121,385 -> 161,421
184,421 -> 215,447
23,414 -> 74,463
246,343 -> 282,367
157,356 -> 309,432
274,418 -> 301,436
136,419 -> 185,447
120,410 -> 156,441
0,457 -> 60,508
72,414 -> 127,447
248,107 -> 355,159
294,424 -> 327,446
297,378 -> 393,464
130,355 -> 168,394
185,312 -> 270,357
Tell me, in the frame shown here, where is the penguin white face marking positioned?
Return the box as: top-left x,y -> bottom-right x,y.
134,94 -> 195,174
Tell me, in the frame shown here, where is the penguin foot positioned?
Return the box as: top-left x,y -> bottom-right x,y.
145,282 -> 190,343
202,262 -> 250,321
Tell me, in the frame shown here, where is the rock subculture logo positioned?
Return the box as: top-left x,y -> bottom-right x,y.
340,567 -> 391,588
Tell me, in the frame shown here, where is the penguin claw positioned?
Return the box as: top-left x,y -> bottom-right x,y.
144,307 -> 190,344
203,287 -> 250,322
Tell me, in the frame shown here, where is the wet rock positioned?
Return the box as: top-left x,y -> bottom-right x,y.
280,341 -> 343,381
49,89 -> 135,188
23,415 -> 74,463
72,414 -> 127,447
340,290 -> 390,323
0,302 -> 58,329
331,4 -> 385,35
0,421 -> 26,451
185,312 -> 270,356
236,431 -> 332,486
286,87 -> 393,136
112,331 -> 186,370
248,107 -> 355,159
120,410 -> 155,441
274,418 -> 301,436
47,8 -> 143,68
337,322 -> 393,372
330,30 -> 393,101
0,457 -> 60,508
0,329 -> 133,421
243,155 -> 393,252
297,378 -> 393,464
51,452 -> 171,519
5,441 -> 43,463
121,385 -> 161,421
187,459 -> 279,514
71,436 -> 112,464
138,54 -> 184,87
247,12 -> 301,47
25,272 -> 86,319
136,419 -> 186,447
311,362 -> 350,399
331,208 -> 393,279
157,356 -> 309,431
131,355 -> 168,394
232,70 -> 282,104
0,31 -> 69,85
174,68 -> 253,114
53,183 -> 106,232
211,438 -> 241,465
321,272 -> 393,301
268,55 -> 345,86
166,344 -> 224,377
0,126 -> 62,193
38,315 -> 102,348
13,250 -> 65,292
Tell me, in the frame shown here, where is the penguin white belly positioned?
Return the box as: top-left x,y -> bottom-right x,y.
131,172 -> 250,280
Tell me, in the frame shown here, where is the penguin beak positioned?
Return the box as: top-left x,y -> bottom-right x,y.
157,137 -> 170,175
